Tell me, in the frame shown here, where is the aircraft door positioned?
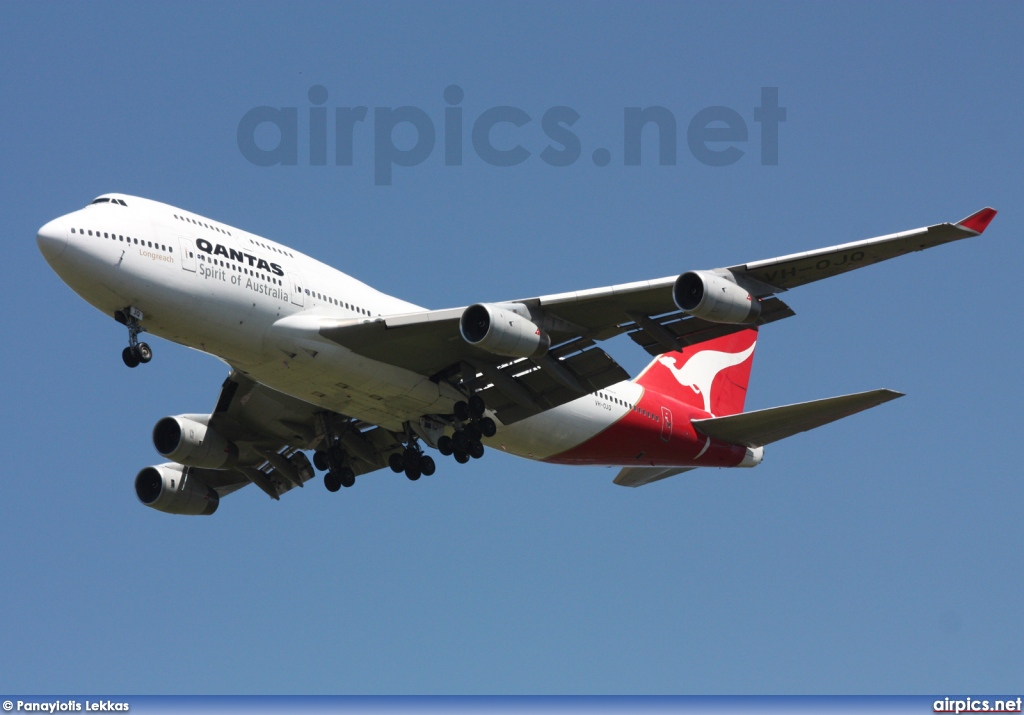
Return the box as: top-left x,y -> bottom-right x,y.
178,237 -> 197,272
290,272 -> 305,306
660,406 -> 673,442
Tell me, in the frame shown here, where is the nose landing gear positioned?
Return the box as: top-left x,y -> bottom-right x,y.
115,307 -> 152,368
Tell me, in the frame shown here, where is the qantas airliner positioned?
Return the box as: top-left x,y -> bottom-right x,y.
36,196 -> 997,515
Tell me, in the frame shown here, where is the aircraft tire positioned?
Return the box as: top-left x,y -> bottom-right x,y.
469,441 -> 485,459
453,450 -> 469,464
339,468 -> 355,488
313,450 -> 329,471
122,347 -> 140,368
468,394 -> 486,419
388,453 -> 404,473
453,401 -> 470,422
437,435 -> 454,456
324,472 -> 342,492
420,455 -> 436,476
477,417 -> 497,438
137,342 -> 153,363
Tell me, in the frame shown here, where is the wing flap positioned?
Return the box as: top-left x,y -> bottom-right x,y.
472,340 -> 630,424
692,389 -> 903,448
626,296 -> 795,356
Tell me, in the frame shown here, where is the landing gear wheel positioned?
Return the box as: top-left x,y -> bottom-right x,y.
453,400 -> 470,422
469,441 -> 485,459
452,430 -> 470,452
313,451 -> 329,472
405,465 -> 421,481
420,455 -> 436,476
437,435 -> 454,456
477,417 -> 497,438
136,342 -> 153,364
468,394 -> 486,419
403,448 -> 422,470
338,468 -> 355,488
327,445 -> 346,474
388,453 -> 405,473
122,346 -> 140,368
454,450 -> 470,464
324,472 -> 342,492
464,424 -> 482,443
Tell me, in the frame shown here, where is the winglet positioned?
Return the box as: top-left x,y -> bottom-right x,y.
956,207 -> 998,234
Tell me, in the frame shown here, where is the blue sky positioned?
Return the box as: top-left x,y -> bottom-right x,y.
1,1 -> 1022,694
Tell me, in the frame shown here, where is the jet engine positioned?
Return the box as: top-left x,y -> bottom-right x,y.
134,464 -> 219,516
673,271 -> 761,324
460,303 -> 551,358
152,415 -> 238,469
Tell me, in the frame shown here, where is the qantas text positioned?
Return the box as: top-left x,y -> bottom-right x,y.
195,238 -> 283,276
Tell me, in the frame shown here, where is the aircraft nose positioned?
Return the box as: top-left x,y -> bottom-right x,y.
37,218 -> 68,261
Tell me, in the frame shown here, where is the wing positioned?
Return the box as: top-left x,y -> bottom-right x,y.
319,208 -> 993,426
190,371 -> 399,501
730,207 -> 997,293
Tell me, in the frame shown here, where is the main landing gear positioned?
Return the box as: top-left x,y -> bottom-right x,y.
388,446 -> 436,481
314,444 -> 356,492
115,307 -> 152,368
311,395 -> 497,491
437,396 -> 495,464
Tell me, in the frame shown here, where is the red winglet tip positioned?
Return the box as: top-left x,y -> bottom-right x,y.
957,207 -> 998,234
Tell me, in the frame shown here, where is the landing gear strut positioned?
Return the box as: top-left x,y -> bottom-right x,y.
115,307 -> 152,368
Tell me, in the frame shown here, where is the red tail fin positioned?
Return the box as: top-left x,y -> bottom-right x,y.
634,329 -> 758,417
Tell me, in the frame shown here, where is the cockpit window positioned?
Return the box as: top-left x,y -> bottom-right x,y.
89,197 -> 127,206
91,198 -> 110,204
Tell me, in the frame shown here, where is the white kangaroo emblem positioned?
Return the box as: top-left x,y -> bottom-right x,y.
657,342 -> 755,415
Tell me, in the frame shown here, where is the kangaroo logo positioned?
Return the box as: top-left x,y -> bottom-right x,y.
657,342 -> 756,415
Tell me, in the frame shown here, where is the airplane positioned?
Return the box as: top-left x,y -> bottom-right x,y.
35,195 -> 997,515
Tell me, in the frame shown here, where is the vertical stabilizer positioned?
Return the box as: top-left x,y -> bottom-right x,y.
633,329 -> 758,417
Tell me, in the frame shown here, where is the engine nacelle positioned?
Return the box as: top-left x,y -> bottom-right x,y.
673,271 -> 761,324
460,303 -> 551,358
134,464 -> 219,516
152,415 -> 238,469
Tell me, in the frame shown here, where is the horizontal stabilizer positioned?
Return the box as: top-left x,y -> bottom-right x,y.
692,389 -> 903,448
613,466 -> 694,488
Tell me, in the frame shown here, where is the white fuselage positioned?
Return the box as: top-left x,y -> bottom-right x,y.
37,194 -> 643,464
